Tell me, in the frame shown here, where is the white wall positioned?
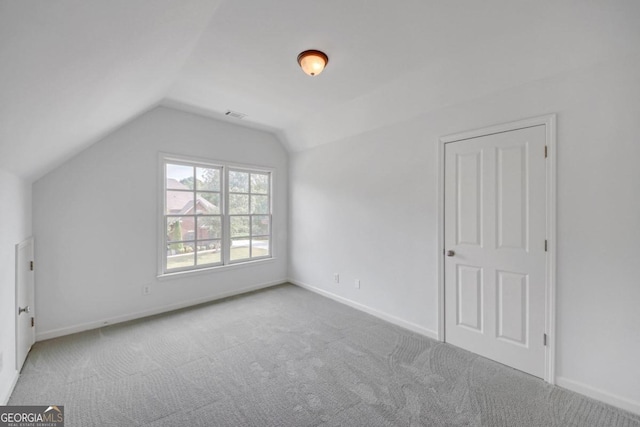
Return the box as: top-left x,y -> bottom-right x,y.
289,54 -> 640,413
33,107 -> 288,339
0,168 -> 32,404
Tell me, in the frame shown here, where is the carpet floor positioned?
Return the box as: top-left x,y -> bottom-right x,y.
9,283 -> 640,426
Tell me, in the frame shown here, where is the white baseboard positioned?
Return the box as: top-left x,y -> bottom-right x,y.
290,278 -> 439,340
556,376 -> 640,416
36,279 -> 286,341
1,371 -> 19,405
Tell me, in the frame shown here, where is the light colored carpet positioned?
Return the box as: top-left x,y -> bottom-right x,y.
9,283 -> 640,426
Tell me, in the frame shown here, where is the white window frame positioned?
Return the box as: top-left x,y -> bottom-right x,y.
158,153 -> 274,278
225,167 -> 273,265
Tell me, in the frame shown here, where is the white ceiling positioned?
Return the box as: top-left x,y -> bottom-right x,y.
2,0 -> 639,180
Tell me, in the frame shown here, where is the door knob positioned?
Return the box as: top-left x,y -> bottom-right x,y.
446,250 -> 455,257
18,305 -> 30,315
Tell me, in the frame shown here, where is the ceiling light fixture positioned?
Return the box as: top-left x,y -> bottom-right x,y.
297,50 -> 328,76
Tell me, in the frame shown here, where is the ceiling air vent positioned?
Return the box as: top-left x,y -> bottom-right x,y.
225,110 -> 247,119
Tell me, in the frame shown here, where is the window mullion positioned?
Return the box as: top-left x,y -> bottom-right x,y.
249,214 -> 253,258
192,166 -> 197,266
163,182 -> 168,273
248,179 -> 253,259
193,214 -> 198,266
223,167 -> 230,265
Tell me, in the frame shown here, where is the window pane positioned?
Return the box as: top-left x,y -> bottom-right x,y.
229,171 -> 249,193
196,240 -> 221,266
166,242 -> 195,270
250,173 -> 269,194
196,193 -> 220,214
196,167 -> 220,191
166,190 -> 194,214
250,195 -> 269,214
175,217 -> 196,241
229,194 -> 249,214
251,238 -> 270,257
197,216 -> 221,239
167,217 -> 192,242
231,216 -> 250,237
251,215 -> 269,236
230,238 -> 250,261
166,164 -> 194,189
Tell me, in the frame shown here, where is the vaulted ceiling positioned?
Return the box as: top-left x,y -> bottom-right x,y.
1,0 -> 638,180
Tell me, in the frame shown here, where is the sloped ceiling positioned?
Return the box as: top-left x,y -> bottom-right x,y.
0,0 -> 224,180
1,0 -> 639,180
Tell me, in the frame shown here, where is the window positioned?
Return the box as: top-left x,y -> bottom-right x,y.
228,169 -> 271,261
162,156 -> 272,274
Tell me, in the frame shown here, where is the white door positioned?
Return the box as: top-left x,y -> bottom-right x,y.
444,125 -> 547,378
16,237 -> 35,371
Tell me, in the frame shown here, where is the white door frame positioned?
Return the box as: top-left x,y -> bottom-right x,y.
437,114 -> 557,383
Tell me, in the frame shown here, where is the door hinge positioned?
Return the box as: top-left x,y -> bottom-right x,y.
31,317 -> 35,327
543,333 -> 548,346
544,145 -> 548,158
30,261 -> 34,271
544,240 -> 548,252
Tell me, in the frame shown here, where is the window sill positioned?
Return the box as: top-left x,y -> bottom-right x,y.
157,257 -> 277,281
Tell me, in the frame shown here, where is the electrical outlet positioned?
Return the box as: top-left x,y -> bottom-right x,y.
142,284 -> 151,295
354,279 -> 360,289
333,273 -> 340,284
